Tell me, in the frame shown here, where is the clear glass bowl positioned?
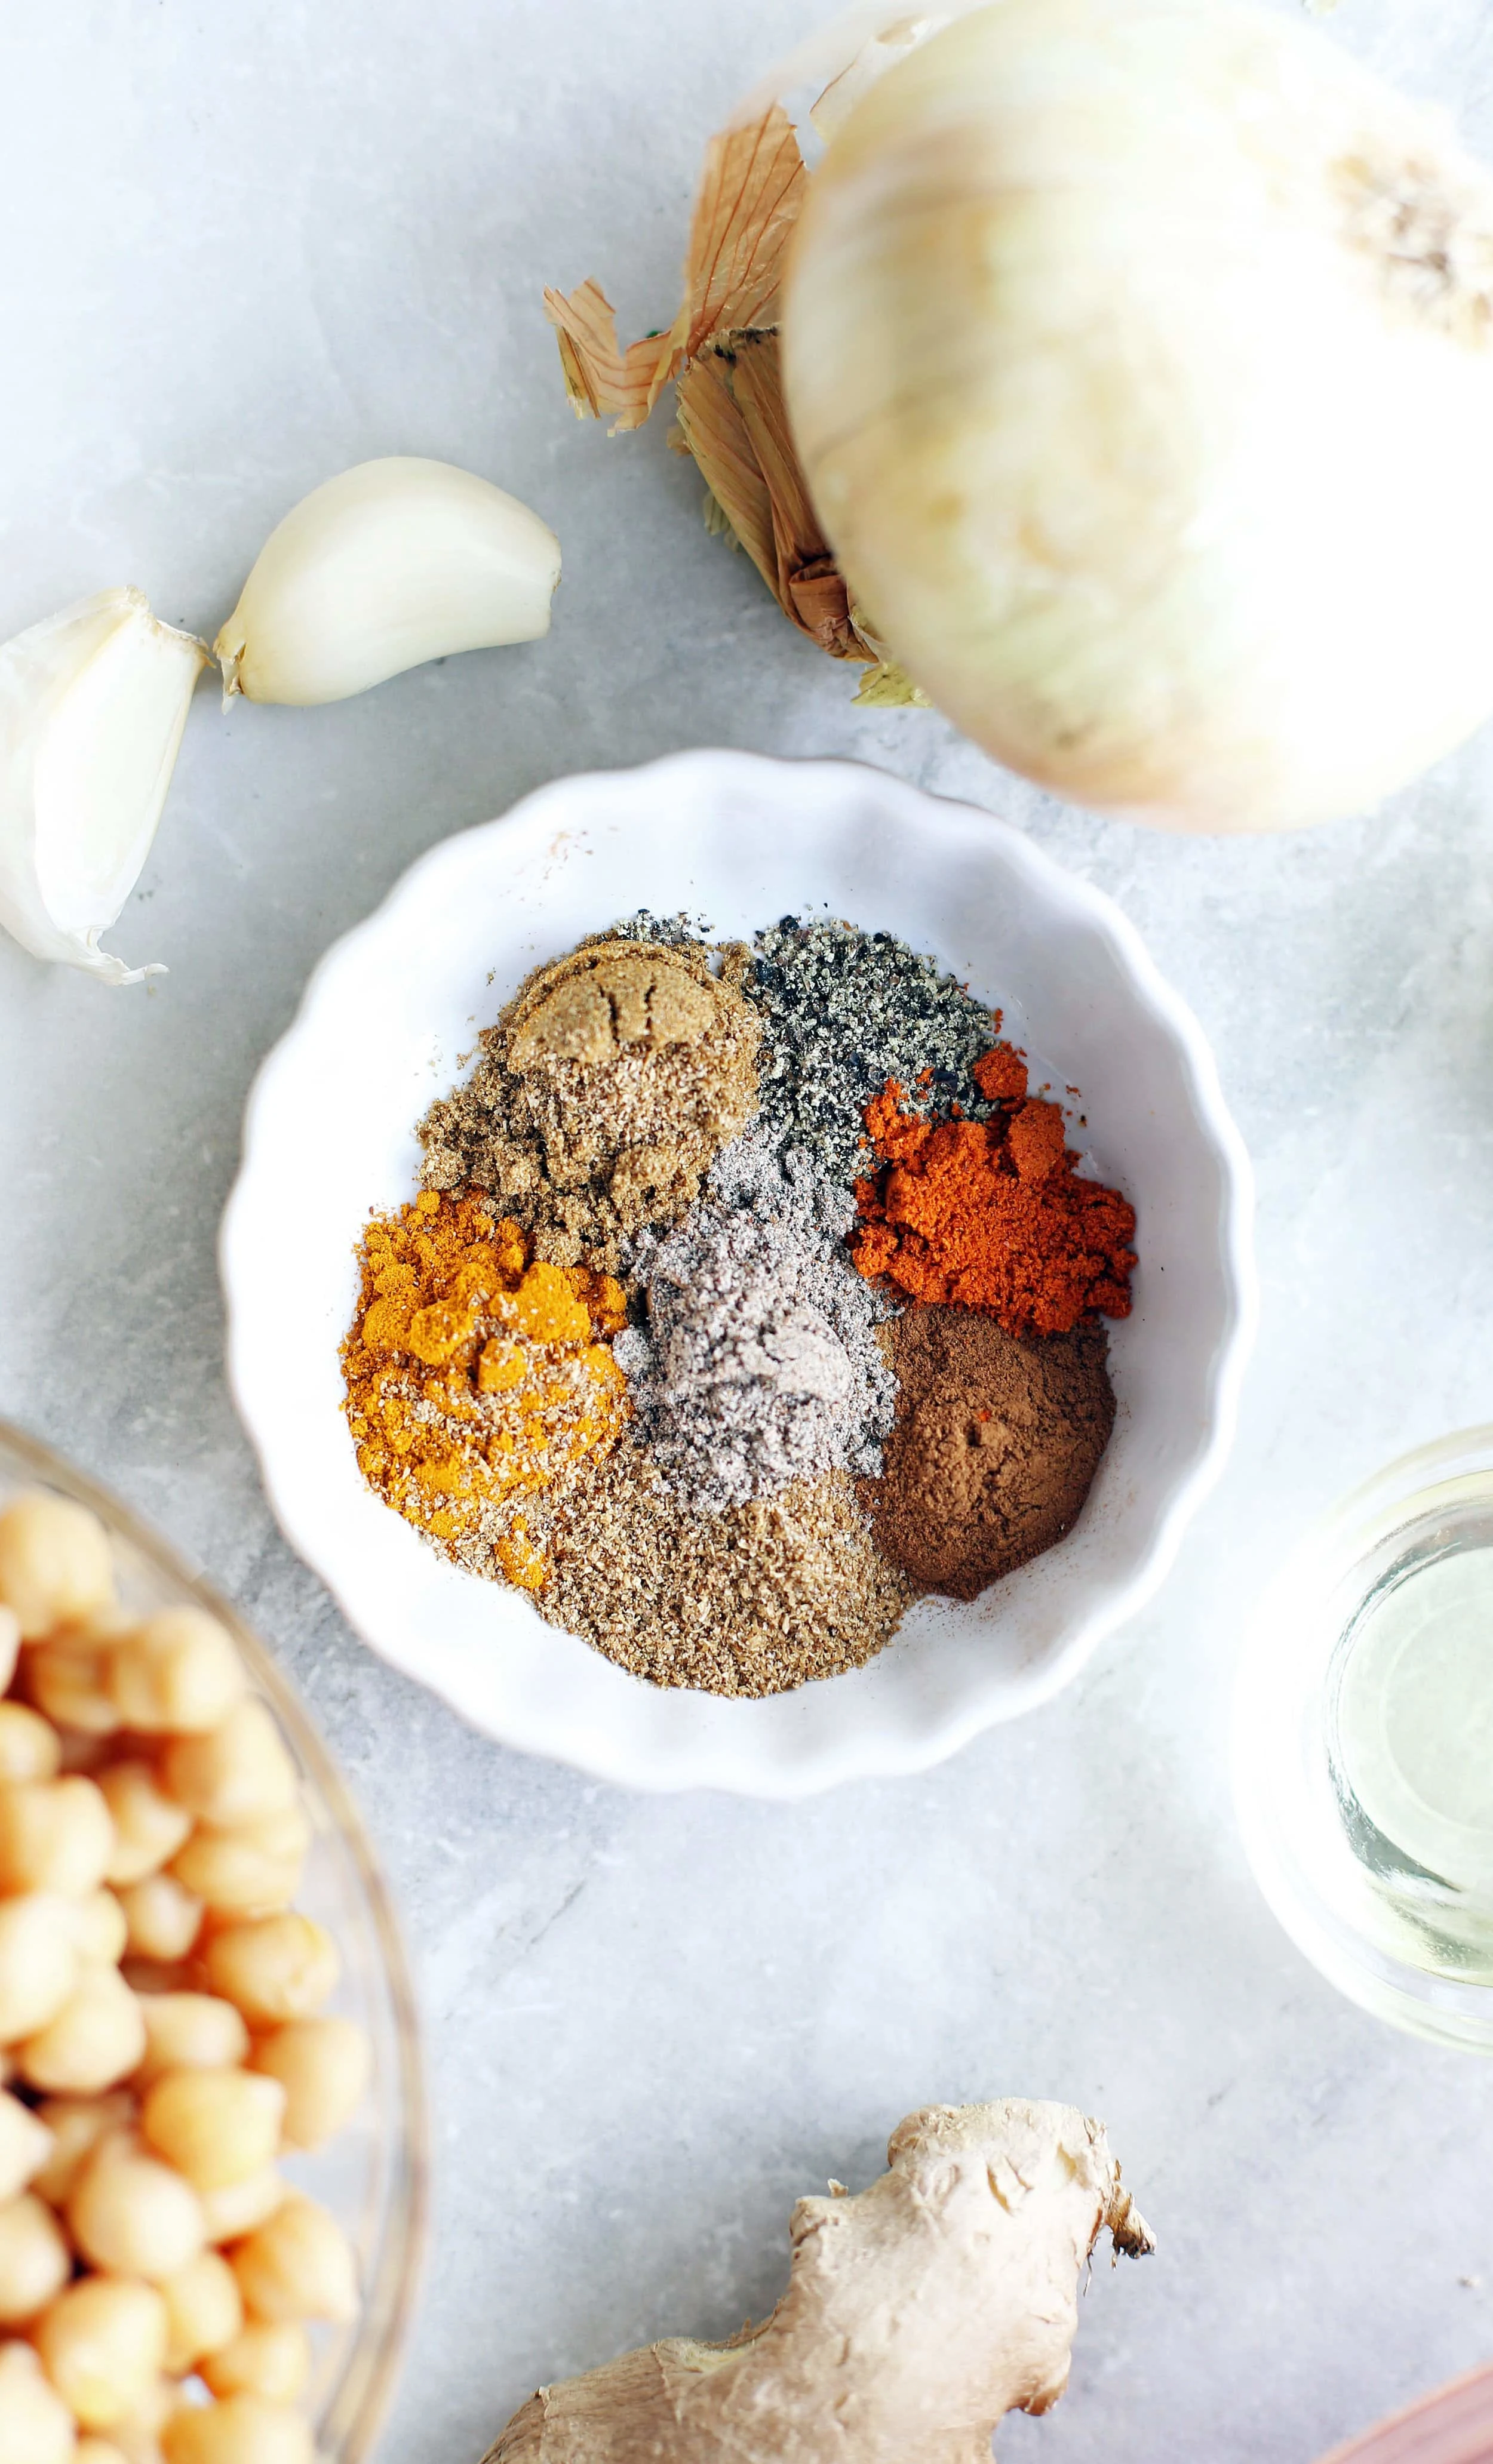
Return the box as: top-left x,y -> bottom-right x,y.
0,1416 -> 428,2454
1234,1427 -> 1493,2055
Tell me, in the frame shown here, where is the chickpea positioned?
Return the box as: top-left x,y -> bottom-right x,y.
63,1896 -> 127,1972
108,1613 -> 244,1739
159,2251 -> 242,2373
32,2278 -> 168,2432
92,2374 -> 173,2464
0,2194 -> 70,2326
248,2018 -> 368,2152
23,1635 -> 119,1740
161,2395 -> 312,2464
0,1780 -> 114,1899
0,1702 -> 54,1784
17,1967 -> 145,2096
0,1495 -> 115,1640
169,1808 -> 310,1919
201,1918 -> 337,2032
75,2444 -> 130,2464
0,2089 -> 52,2204
30,2097 -> 133,2208
116,1877 -> 203,1967
160,1707 -> 296,1832
0,1897 -> 78,2044
195,2168 -> 284,2248
199,2322 -> 309,2407
0,2337 -> 78,2464
97,1767 -> 191,1890
133,1995 -> 249,2090
0,1607 -> 19,1697
141,2070 -> 284,2195
67,2134 -> 205,2282
228,2195 -> 356,2326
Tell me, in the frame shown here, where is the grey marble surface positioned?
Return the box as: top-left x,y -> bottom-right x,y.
3,1 -> 1493,2457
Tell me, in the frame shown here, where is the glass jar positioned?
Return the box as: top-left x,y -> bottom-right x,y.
1235,1428 -> 1493,2053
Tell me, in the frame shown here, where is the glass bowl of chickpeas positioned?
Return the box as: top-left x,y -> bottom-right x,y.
0,1419 -> 426,2464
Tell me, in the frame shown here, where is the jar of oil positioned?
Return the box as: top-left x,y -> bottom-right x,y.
1236,1435 -> 1493,2051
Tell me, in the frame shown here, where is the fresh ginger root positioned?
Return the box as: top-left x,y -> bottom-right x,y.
487,2099 -> 1153,2464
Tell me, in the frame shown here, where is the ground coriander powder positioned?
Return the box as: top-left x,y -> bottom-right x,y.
538,1448 -> 913,1696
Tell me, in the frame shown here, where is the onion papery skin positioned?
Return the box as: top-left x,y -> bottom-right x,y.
782,0 -> 1493,832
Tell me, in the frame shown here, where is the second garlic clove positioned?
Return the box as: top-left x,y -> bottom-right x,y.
214,457 -> 562,706
0,588 -> 208,986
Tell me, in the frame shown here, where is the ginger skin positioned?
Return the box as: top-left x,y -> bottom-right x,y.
486,2099 -> 1153,2464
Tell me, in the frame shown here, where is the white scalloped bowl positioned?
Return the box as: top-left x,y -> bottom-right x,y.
222,751 -> 1255,1797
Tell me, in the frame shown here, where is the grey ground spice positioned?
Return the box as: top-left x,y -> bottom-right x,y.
536,1445 -> 913,1695
748,917 -> 1003,1181
618,1133 -> 896,1511
608,910 -> 709,949
417,936 -> 760,1273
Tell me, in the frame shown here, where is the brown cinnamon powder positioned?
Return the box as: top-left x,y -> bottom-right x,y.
862,1306 -> 1115,1602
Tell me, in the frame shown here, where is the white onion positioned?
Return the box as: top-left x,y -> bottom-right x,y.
782,0 -> 1493,832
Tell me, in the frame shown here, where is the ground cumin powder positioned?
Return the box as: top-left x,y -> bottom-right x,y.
537,1447 -> 913,1695
418,937 -> 760,1273
862,1305 -> 1115,1601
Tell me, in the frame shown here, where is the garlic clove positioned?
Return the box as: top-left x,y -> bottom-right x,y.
0,587 -> 208,985
213,457 -> 562,706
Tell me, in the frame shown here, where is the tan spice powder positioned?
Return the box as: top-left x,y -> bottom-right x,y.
417,937 -> 760,1273
534,1444 -> 913,1696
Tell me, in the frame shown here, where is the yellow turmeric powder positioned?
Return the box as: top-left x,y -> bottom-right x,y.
342,1188 -> 629,1588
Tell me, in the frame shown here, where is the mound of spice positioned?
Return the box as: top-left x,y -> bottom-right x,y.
537,1452 -> 912,1695
853,1044 -> 1136,1336
863,1306 -> 1116,1601
418,936 -> 760,1272
342,1188 -> 629,1586
618,1134 -> 895,1511
748,916 -> 1001,1180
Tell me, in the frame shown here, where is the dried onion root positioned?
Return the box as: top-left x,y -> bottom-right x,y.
542,91 -> 926,704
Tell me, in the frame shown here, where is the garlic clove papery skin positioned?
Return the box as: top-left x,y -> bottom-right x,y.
782,0 -> 1493,832
0,588 -> 207,983
214,456 -> 562,706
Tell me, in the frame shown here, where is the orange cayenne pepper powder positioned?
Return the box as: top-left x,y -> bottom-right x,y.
852,1044 -> 1136,1336
341,1188 -> 629,1588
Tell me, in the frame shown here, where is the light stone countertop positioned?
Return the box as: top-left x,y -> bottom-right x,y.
2,2 -> 1492,2457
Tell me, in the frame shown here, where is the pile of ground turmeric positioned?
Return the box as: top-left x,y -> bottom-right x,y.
342,1188 -> 628,1587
